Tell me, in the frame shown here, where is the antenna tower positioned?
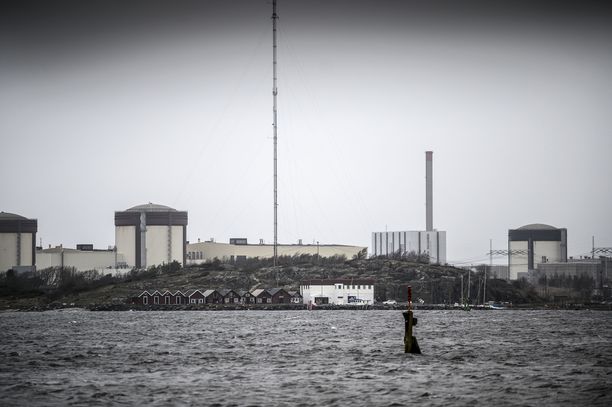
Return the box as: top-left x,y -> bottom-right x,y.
272,0 -> 279,265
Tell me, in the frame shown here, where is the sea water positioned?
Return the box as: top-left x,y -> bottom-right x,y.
0,309 -> 610,406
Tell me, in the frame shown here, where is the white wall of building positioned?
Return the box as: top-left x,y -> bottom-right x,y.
0,233 -> 34,271
0,233 -> 18,271
509,240 -> 528,279
20,233 -> 33,266
509,240 -> 564,280
146,226 -> 168,267
144,225 -> 184,267
115,225 -> 136,267
300,282 -> 374,305
533,241 -> 563,265
432,231 -> 447,264
170,226 -> 184,264
36,249 -> 127,275
371,231 -> 446,264
36,251 -> 61,270
116,225 -> 185,268
186,241 -> 366,264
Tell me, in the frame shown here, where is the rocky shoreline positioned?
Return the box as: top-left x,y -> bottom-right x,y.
3,301 -> 611,312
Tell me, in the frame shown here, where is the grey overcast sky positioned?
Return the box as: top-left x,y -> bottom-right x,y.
1,0 -> 611,265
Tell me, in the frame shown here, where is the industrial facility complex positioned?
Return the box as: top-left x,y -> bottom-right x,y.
1,194 -> 610,294
2,199 -> 609,289
1,177 -> 609,291
0,203 -> 365,274
372,151 -> 447,264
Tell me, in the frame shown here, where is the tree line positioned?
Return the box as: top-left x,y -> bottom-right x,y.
0,261 -> 183,299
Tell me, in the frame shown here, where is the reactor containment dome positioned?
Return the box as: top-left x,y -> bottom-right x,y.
115,203 -> 188,269
0,211 -> 37,273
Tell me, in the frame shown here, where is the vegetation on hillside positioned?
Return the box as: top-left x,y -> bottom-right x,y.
0,253 -> 599,308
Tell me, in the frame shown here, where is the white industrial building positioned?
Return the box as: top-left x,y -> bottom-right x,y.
0,211 -> 37,273
36,245 -> 127,274
371,230 -> 446,264
115,203 -> 188,269
508,223 -> 567,280
300,279 -> 375,305
371,151 -> 447,264
186,240 -> 366,264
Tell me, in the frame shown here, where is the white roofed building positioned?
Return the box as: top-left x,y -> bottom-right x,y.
300,279 -> 375,305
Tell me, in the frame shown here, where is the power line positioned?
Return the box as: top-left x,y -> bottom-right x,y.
487,249 -> 529,256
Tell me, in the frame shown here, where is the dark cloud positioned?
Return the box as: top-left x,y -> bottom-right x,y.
3,0 -> 611,47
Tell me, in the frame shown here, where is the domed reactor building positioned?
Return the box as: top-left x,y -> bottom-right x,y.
0,211 -> 37,273
508,223 -> 567,280
115,203 -> 188,269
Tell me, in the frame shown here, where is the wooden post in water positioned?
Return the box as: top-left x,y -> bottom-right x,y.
403,286 -> 421,354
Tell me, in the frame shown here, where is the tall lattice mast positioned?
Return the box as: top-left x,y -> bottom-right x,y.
272,0 -> 279,265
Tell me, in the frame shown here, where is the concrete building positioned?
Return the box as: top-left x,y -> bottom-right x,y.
521,257 -> 611,299
371,230 -> 446,264
300,279 -> 375,305
0,211 -> 37,273
371,151 -> 447,264
115,203 -> 188,268
537,259 -> 600,278
186,240 -> 366,264
508,223 -> 567,280
36,245 -> 127,274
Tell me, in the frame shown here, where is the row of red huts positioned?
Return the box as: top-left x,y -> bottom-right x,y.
135,288 -> 303,306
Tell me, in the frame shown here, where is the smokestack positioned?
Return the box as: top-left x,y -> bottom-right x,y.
426,151 -> 433,231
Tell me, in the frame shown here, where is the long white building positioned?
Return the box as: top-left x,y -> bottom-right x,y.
36,246 -> 127,274
186,240 -> 366,264
300,279 -> 375,305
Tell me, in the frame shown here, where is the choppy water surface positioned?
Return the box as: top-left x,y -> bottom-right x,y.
1,309 -> 611,406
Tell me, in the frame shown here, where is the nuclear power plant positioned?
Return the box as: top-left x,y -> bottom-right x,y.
1,201 -> 365,273
0,211 -> 37,273
371,151 -> 447,264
